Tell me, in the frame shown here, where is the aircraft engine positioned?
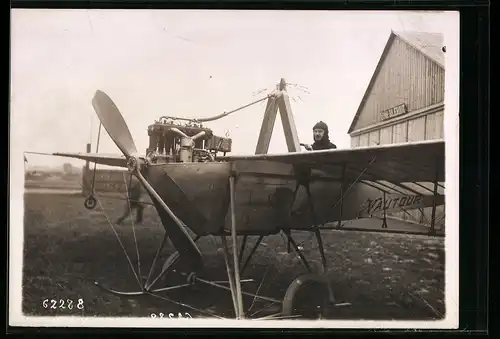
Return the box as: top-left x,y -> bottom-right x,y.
146,116 -> 232,164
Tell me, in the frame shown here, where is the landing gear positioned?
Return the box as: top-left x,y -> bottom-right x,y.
90,172 -> 290,320
84,121 -> 101,211
94,233 -> 201,296
381,191 -> 388,229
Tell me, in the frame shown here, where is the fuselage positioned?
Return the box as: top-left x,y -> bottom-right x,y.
141,160 -> 444,237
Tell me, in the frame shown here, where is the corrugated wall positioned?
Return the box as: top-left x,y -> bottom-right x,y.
351,36 -> 445,132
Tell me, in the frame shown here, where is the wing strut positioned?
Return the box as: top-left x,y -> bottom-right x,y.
429,157 -> 442,235
83,122 -> 103,209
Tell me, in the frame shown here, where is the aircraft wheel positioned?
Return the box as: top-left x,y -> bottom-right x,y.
84,195 -> 97,210
281,273 -> 336,319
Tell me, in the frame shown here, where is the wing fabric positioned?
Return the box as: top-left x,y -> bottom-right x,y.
219,139 -> 445,183
53,152 -> 128,168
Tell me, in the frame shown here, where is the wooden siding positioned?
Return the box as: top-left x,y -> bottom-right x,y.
392,122 -> 408,143
359,133 -> 369,147
351,36 -> 445,132
368,130 -> 380,146
351,110 -> 443,146
351,135 -> 360,148
379,126 -> 393,145
407,116 -> 427,143
425,110 -> 445,139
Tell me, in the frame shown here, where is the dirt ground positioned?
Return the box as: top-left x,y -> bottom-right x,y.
21,192 -> 445,320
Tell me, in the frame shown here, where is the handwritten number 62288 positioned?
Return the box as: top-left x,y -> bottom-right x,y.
42,299 -> 84,310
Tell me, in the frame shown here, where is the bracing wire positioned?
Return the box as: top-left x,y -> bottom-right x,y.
89,122 -> 102,193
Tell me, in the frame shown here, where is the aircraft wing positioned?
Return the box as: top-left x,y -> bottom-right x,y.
219,139 -> 445,183
53,152 -> 128,168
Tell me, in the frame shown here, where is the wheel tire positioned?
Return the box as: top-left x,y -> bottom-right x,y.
282,273 -> 336,319
84,195 -> 97,210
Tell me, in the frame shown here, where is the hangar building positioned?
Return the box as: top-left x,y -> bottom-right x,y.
348,30 -> 445,229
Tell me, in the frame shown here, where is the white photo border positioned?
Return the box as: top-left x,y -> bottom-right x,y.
9,9 -> 460,329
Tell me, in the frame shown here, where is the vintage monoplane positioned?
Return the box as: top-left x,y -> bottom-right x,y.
43,78 -> 445,319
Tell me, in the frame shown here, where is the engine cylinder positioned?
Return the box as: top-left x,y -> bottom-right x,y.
179,137 -> 194,163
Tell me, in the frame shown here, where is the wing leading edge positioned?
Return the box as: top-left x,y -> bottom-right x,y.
53,152 -> 128,168
53,140 -> 445,183
219,139 -> 445,183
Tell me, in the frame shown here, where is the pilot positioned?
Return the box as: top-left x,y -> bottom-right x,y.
301,121 -> 337,151
116,176 -> 145,225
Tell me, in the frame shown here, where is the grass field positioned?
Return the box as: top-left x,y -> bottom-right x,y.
25,175 -> 82,190
22,192 -> 445,320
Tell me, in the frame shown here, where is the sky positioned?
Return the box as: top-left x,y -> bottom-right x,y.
11,9 -> 455,169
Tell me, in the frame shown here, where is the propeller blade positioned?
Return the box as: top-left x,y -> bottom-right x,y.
91,90 -> 138,158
